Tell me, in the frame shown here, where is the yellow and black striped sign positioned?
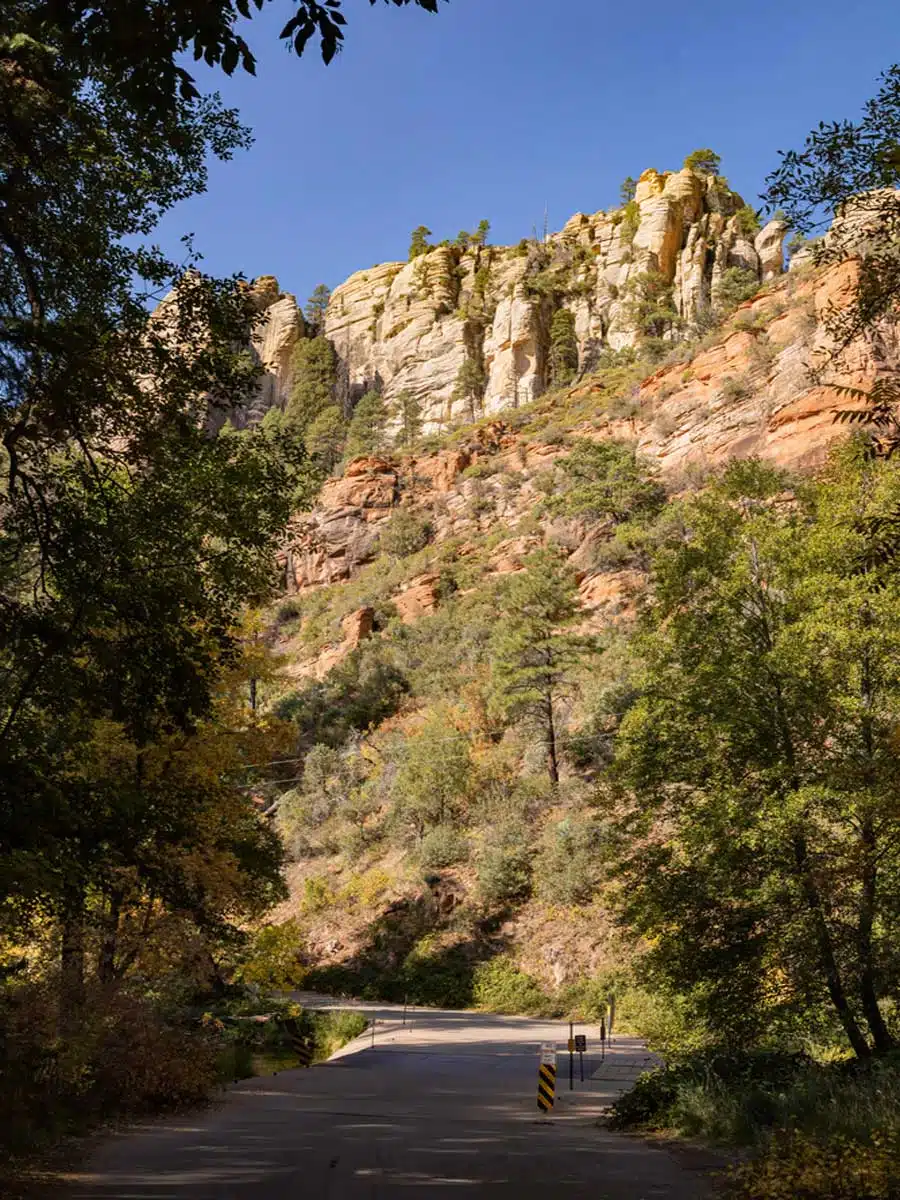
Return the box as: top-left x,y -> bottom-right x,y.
281,1018 -> 314,1068
537,1061 -> 556,1112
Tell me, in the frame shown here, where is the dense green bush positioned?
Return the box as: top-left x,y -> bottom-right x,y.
419,825 -> 469,869
476,829 -> 532,905
551,438 -> 666,525
379,510 -> 434,558
715,266 -> 760,312
472,958 -> 548,1015
534,819 -> 603,906
609,1048 -> 813,1138
727,1131 -> 900,1199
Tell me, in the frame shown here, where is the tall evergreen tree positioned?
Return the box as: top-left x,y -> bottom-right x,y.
394,389 -> 423,448
286,335 -> 338,433
304,284 -> 331,335
409,225 -> 433,260
549,308 -> 579,387
472,219 -> 491,247
346,389 -> 388,458
304,404 -> 345,471
490,550 -> 588,784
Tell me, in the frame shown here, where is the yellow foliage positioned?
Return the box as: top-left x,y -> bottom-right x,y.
338,868 -> 392,909
729,1133 -> 900,1200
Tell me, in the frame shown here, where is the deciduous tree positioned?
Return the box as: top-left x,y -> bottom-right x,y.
614,451 -> 900,1056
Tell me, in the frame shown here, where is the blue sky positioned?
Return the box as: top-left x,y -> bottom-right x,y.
153,0 -> 900,305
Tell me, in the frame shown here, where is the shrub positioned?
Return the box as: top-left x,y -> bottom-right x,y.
312,1010 -> 368,1059
620,199 -> 641,243
379,510 -> 434,558
476,830 -> 532,905
728,1132 -> 900,1200
735,204 -> 762,237
609,1048 -> 812,1136
534,819 -> 602,906
419,825 -> 469,869
720,373 -> 752,403
0,982 -> 219,1157
301,875 -> 336,913
275,597 -> 302,625
715,266 -> 760,312
472,958 -> 548,1015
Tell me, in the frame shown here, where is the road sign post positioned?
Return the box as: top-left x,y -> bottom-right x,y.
568,1021 -> 575,1090
574,1034 -> 587,1082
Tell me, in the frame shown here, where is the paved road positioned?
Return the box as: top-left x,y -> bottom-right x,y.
59,998 -> 715,1199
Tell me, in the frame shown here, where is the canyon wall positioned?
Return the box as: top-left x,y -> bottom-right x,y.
245,166 -> 787,433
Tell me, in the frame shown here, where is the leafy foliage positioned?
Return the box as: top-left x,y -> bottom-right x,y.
614,450 -> 900,1056
393,388 -> 423,448
304,283 -> 331,335
765,65 -> 900,354
550,439 -> 666,524
408,225 -> 433,260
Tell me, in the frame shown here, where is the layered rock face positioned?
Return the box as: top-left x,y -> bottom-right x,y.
280,258 -> 884,600
250,167 -> 786,435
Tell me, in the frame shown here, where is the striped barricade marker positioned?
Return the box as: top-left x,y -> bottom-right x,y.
280,1017 -> 314,1068
537,1054 -> 557,1112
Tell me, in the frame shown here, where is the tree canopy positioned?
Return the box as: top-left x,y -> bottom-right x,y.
614,451 -> 900,1056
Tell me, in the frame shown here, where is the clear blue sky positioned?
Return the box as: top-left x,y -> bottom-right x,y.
153,0 -> 900,304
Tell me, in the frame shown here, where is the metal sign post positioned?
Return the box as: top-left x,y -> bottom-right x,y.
600,1015 -> 606,1062
574,1034 -> 587,1082
568,1021 -> 575,1090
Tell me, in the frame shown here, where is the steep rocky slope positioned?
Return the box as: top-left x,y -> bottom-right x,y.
256,243 -> 890,997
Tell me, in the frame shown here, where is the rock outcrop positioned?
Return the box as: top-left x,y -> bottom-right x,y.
243,166 -> 786,435
280,257 -> 885,609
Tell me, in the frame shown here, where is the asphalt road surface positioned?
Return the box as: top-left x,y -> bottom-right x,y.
59,997 -> 715,1199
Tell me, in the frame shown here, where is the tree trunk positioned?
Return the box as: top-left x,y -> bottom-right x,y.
60,883 -> 86,1034
858,816 -> 894,1052
544,691 -> 559,785
792,833 -> 870,1058
856,621 -> 894,1052
98,890 -> 123,986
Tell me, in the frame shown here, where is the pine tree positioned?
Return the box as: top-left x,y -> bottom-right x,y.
472,219 -> 491,247
304,284 -> 331,335
619,176 -> 637,205
286,335 -> 337,433
490,550 -> 588,784
345,389 -> 388,458
453,357 -> 487,422
393,389 -> 423,448
683,148 -> 722,176
409,225 -> 433,260
304,404 -> 345,471
549,308 -> 579,387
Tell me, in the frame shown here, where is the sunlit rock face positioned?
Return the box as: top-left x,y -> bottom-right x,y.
247,167 -> 786,435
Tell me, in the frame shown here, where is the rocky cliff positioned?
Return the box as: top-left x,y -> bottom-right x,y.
244,165 -> 787,433
279,258 -> 876,611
